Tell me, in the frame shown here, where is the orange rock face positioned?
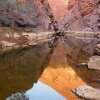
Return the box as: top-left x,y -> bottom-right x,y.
48,0 -> 68,21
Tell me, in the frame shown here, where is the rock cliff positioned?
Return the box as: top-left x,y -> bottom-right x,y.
0,0 -> 100,32
57,0 -> 100,32
0,0 -> 50,30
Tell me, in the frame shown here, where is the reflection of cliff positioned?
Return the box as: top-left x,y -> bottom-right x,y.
0,42 -> 52,100
40,39 -> 100,100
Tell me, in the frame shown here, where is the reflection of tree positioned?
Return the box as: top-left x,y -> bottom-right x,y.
7,92 -> 29,100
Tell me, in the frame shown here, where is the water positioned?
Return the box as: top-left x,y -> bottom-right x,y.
0,42 -> 67,100
6,81 -> 67,100
26,81 -> 67,100
0,37 -> 93,100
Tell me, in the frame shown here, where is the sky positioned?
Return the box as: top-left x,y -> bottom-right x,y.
26,81 -> 67,100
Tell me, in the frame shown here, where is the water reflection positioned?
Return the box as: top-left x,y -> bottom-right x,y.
0,42 -> 52,99
26,81 -> 67,100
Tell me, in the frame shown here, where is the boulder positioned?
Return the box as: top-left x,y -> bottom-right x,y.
73,85 -> 100,100
88,56 -> 100,70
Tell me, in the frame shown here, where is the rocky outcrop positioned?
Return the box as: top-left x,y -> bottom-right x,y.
6,92 -> 28,100
0,31 -> 53,50
48,0 -> 68,21
73,85 -> 100,100
0,0 -> 50,30
58,0 -> 100,32
88,56 -> 100,70
0,0 -> 100,32
87,42 -> 100,70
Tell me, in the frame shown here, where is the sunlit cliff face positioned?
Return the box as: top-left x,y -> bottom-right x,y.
18,0 -> 69,21
48,0 -> 69,21
47,0 -> 100,32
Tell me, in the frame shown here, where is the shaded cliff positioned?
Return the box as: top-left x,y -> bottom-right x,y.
0,0 -> 50,30
1,0 -> 100,32
0,42 -> 52,99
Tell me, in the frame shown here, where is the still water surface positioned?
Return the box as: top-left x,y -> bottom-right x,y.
0,42 -> 67,100
26,81 -> 67,100
0,37 -> 93,100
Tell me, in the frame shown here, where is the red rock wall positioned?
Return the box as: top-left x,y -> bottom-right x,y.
48,0 -> 68,21
0,0 -> 100,31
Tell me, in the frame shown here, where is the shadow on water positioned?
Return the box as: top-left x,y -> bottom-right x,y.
0,42 -> 53,100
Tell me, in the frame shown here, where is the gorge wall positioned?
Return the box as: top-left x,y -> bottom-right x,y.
66,0 -> 100,32
0,0 -> 100,32
0,0 -> 50,30
48,0 -> 100,32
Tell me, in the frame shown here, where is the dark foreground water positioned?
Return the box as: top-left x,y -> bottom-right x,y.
0,36 -> 98,100
0,41 -> 67,100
